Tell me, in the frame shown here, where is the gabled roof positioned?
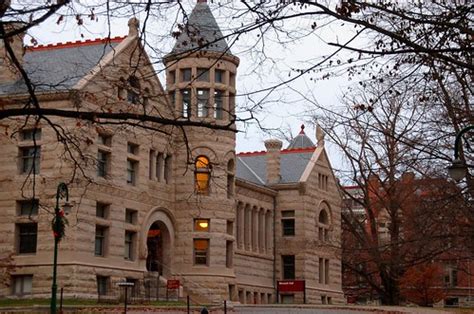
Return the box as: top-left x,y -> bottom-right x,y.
169,1 -> 231,56
236,147 -> 315,185
0,37 -> 124,95
287,124 -> 315,149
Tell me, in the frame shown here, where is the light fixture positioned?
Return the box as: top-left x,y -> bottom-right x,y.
448,159 -> 467,182
198,221 -> 209,229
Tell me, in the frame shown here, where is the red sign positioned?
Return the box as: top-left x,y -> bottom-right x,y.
277,280 -> 305,292
167,279 -> 180,289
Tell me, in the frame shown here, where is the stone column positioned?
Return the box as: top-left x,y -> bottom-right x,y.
244,204 -> 251,250
259,209 -> 265,252
252,207 -> 258,252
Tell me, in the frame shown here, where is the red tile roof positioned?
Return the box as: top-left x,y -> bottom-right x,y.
26,36 -> 126,52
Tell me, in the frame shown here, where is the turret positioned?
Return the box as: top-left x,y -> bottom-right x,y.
164,0 -> 239,303
163,0 -> 239,122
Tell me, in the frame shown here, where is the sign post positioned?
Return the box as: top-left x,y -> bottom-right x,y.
117,282 -> 135,314
166,279 -> 180,301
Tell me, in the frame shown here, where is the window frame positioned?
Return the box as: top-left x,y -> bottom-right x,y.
97,150 -> 110,178
19,146 -> 41,174
214,90 -> 224,119
11,275 -> 33,296
282,255 -> 295,280
281,210 -> 295,237
124,231 -> 136,260
193,238 -> 210,266
194,218 -> 210,232
197,88 -> 210,118
197,68 -> 210,82
17,199 -> 39,216
127,159 -> 138,185
194,155 -> 211,194
17,223 -> 37,254
125,208 -> 138,224
95,225 -> 107,257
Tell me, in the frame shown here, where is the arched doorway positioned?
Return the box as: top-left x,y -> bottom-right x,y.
141,208 -> 174,277
147,222 -> 163,273
146,220 -> 171,276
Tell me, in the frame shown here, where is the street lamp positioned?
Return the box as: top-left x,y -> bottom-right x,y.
50,182 -> 72,314
447,125 -> 473,181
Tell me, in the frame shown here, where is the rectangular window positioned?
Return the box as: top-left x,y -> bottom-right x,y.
214,90 -> 223,119
282,255 -> 295,279
181,89 -> 191,118
156,152 -> 164,182
96,276 -> 108,295
127,159 -> 138,185
164,155 -> 172,184
20,147 -> 40,174
125,208 -> 137,224
319,258 -> 324,284
95,226 -> 107,256
227,220 -> 233,235
149,150 -> 155,180
226,240 -> 233,268
169,70 -> 176,84
193,239 -> 209,266
96,202 -> 109,219
197,68 -> 209,82
215,69 -> 225,83
127,142 -> 139,155
12,275 -> 33,295
21,129 -> 41,141
197,89 -> 209,118
319,258 -> 329,284
325,259 -> 330,285
229,92 -> 235,120
97,133 -> 112,146
124,231 -> 135,260
194,219 -> 210,232
17,223 -> 37,254
180,68 -> 192,82
17,199 -> 39,216
97,150 -> 110,177
281,210 -> 295,236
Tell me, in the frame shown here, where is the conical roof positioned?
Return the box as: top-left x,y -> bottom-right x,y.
287,125 -> 315,149
170,1 -> 232,56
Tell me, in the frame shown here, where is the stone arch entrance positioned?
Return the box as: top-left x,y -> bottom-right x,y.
141,208 -> 174,278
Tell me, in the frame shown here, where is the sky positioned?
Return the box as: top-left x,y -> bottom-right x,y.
24,0 -> 358,159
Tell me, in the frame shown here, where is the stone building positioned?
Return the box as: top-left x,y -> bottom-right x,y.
0,1 -> 344,304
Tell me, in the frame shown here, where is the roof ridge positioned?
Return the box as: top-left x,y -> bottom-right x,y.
236,150 -> 266,156
237,147 -> 315,157
26,36 -> 126,52
281,147 -> 315,154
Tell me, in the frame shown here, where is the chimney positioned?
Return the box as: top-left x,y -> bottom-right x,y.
0,22 -> 26,83
264,139 -> 282,185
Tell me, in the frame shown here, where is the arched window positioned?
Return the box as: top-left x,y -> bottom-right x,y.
195,156 -> 211,194
318,208 -> 330,242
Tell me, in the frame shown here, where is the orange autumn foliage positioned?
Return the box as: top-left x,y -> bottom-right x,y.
400,263 -> 446,306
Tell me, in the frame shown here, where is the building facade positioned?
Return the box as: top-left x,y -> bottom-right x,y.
342,175 -> 474,307
0,1 -> 344,304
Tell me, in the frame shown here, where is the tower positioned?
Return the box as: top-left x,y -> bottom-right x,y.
163,0 -> 240,302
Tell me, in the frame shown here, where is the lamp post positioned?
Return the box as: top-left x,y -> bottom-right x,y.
50,183 -> 72,314
447,125 -> 474,181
